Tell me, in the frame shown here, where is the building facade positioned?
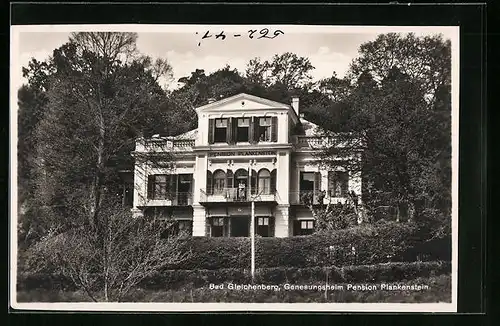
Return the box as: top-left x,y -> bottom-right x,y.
131,93 -> 362,237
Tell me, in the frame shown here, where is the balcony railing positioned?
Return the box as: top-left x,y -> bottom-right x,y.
146,192 -> 193,206
295,136 -> 326,148
199,187 -> 277,203
290,190 -> 349,205
137,138 -> 195,153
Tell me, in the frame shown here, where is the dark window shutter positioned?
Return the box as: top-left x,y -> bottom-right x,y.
270,169 -> 277,193
293,220 -> 301,236
271,117 -> 278,142
232,118 -> 238,144
226,118 -> 232,144
206,171 -> 213,195
315,172 -> 322,192
254,117 -> 260,143
249,117 -> 255,144
251,169 -> 257,194
208,119 -> 214,144
147,175 -> 155,199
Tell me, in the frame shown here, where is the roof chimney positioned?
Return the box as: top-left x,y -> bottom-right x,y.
291,97 -> 300,116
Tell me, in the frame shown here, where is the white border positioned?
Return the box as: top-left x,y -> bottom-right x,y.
9,24 -> 460,313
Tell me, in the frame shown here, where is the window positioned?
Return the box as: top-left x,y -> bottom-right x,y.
236,118 -> 250,142
328,171 -> 349,197
257,217 -> 273,237
258,118 -> 272,142
213,170 -> 226,195
258,169 -> 271,194
147,175 -> 171,200
214,118 -> 227,143
293,220 -> 315,236
211,217 -> 225,237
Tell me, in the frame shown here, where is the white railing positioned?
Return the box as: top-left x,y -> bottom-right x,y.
137,138 -> 195,152
200,187 -> 277,203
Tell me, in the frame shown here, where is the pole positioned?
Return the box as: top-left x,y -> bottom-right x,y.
251,200 -> 255,281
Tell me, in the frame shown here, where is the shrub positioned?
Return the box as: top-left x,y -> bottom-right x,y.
171,221 -> 449,269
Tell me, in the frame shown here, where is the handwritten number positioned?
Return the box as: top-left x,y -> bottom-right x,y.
248,29 -> 257,39
202,31 -> 212,39
273,30 -> 284,38
215,31 -> 226,40
199,29 -> 284,45
258,28 -> 271,39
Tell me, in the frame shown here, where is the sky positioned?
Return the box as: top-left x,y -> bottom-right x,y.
13,25 -> 458,91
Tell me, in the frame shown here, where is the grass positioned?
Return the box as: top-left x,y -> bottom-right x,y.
17,274 -> 451,303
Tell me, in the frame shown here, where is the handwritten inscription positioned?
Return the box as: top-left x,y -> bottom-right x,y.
209,151 -> 276,157
197,28 -> 284,46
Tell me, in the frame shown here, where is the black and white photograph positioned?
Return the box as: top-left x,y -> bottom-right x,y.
10,23 -> 459,312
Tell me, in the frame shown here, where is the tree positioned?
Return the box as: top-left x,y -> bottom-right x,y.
317,66 -> 450,223
244,53 -> 315,91
317,72 -> 352,103
300,190 -> 359,231
25,205 -> 191,302
348,32 -> 451,106
245,57 -> 270,87
268,52 -> 315,90
18,33 -> 193,301
18,33 -> 186,245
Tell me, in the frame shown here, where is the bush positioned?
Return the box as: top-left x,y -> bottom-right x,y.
171,221 -> 449,269
17,261 -> 451,291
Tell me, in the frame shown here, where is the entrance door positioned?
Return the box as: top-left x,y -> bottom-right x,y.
230,216 -> 250,237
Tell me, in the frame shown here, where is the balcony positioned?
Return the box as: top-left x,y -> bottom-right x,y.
145,192 -> 193,206
199,187 -> 277,204
290,190 -> 349,205
136,137 -> 195,153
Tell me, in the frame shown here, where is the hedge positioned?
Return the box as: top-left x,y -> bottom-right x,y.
169,221 -> 450,270
17,260 -> 451,292
18,221 -> 451,273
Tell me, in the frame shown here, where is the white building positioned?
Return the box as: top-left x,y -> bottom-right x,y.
131,93 -> 362,237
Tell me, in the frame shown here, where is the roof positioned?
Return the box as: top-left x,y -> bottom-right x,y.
172,128 -> 198,140
300,118 -> 321,137
195,93 -> 293,113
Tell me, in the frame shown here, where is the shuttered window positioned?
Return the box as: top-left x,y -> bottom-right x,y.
208,119 -> 215,144
270,169 -> 277,193
271,116 -> 278,142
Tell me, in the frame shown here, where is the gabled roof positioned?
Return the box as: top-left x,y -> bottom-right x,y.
195,93 -> 293,113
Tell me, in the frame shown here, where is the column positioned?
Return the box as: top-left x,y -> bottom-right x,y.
131,159 -> 147,217
192,205 -> 206,236
274,205 -> 290,237
193,154 -> 208,203
276,151 -> 290,205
